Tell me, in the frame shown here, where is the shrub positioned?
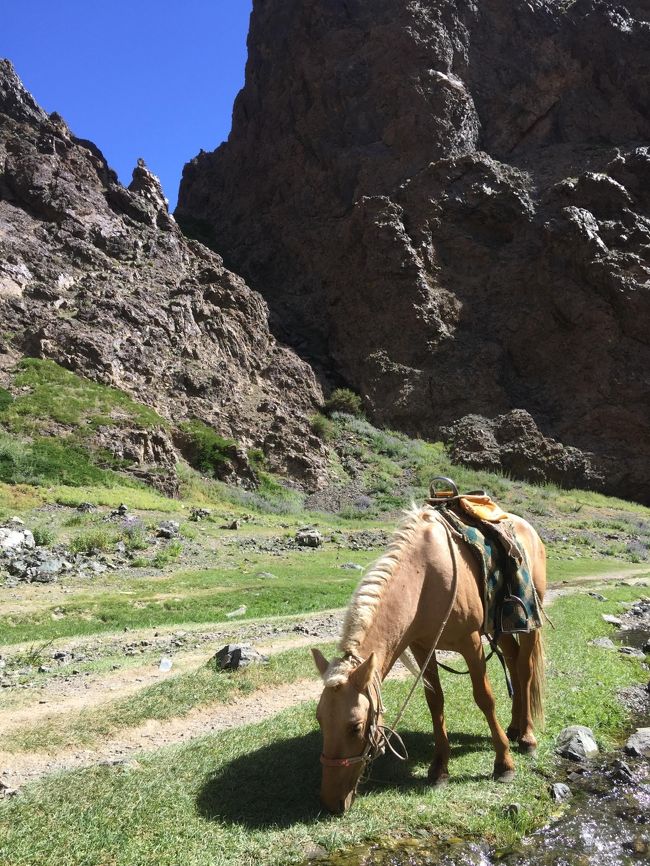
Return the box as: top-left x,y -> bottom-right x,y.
0,387 -> 13,413
310,413 -> 336,441
152,539 -> 182,568
179,419 -> 237,478
123,522 -> 149,552
323,388 -> 364,417
70,528 -> 117,555
33,526 -> 56,547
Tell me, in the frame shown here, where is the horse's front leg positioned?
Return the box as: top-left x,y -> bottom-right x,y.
411,643 -> 450,786
460,632 -> 515,783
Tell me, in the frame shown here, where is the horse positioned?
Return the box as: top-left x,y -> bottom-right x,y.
311,502 -> 546,814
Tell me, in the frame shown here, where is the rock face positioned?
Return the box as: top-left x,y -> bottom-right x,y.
0,59 -> 327,488
440,409 -> 604,490
178,0 -> 650,502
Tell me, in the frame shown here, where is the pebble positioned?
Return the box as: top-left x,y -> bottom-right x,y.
550,782 -> 572,802
556,725 -> 599,761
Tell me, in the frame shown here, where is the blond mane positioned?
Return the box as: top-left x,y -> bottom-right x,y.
333,504 -> 432,668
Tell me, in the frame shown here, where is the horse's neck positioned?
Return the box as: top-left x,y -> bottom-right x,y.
356,539 -> 427,680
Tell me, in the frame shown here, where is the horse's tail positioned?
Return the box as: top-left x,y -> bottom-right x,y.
529,628 -> 545,726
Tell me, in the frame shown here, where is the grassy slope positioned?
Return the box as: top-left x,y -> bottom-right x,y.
0,587 -> 646,866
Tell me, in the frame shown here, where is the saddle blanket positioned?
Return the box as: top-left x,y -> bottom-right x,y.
442,503 -> 543,635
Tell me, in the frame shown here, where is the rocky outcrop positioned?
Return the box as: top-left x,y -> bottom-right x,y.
0,60 -> 327,489
178,0 -> 650,502
440,409 -> 605,490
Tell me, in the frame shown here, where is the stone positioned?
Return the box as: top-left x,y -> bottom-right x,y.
0,527 -> 35,550
618,646 -> 646,659
156,521 -> 179,539
590,637 -> 615,650
549,782 -> 572,803
340,562 -> 364,570
556,726 -> 599,761
624,728 -> 650,758
177,0 -> 650,505
190,507 -> 211,522
643,639 -> 650,654
295,528 -> 323,548
610,759 -> 634,782
588,593 -> 607,601
602,615 -> 622,626
212,644 -> 267,671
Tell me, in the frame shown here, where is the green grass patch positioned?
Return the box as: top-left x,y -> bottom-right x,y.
0,588 -> 645,865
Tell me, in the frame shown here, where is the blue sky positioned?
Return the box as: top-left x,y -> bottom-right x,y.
3,1 -> 253,208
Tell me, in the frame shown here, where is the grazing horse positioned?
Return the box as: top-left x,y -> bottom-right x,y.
312,503 -> 546,814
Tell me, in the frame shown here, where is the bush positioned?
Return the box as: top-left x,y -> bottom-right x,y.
32,526 -> 56,547
152,539 -> 182,568
70,528 -> 117,555
323,388 -> 364,418
179,420 -> 237,478
310,413 -> 336,441
0,388 -> 13,413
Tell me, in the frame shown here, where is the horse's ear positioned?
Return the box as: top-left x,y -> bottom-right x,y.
349,652 -> 377,692
311,647 -> 330,678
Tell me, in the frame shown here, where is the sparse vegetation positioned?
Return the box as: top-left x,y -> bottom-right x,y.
310,412 -> 336,441
178,419 -> 237,477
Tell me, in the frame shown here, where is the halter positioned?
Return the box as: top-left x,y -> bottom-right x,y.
319,653 -> 408,773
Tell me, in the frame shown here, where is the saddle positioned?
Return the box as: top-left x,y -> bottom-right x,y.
428,477 -> 543,636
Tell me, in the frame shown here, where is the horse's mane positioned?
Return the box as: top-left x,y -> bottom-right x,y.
326,504 -> 431,683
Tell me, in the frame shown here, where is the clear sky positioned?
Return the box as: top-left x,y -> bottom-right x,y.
2,1 -> 253,209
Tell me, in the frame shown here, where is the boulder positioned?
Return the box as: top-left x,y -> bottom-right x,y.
295,528 -> 323,548
156,521 -> 180,539
211,644 -> 267,671
556,726 -> 599,761
0,527 -> 35,550
624,728 -> 650,759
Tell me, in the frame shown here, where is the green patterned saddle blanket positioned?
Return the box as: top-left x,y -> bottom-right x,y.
442,508 -> 543,635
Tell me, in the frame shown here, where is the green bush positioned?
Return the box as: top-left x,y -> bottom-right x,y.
32,526 -> 56,547
310,413 -> 336,441
323,388 -> 364,417
0,387 -> 13,413
179,419 -> 236,478
69,528 -> 117,555
152,539 -> 182,568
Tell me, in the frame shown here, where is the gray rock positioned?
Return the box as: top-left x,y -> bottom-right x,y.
295,528 -> 323,548
588,592 -> 607,601
610,759 -> 634,782
0,527 -> 35,550
340,562 -> 364,570
156,520 -> 180,539
624,727 -> 650,758
211,644 -> 268,671
550,782 -> 572,802
556,726 -> 599,761
619,646 -> 646,659
643,639 -> 650,654
602,614 -> 623,626
590,637 -> 615,650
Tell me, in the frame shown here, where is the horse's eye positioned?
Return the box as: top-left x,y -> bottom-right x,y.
350,722 -> 364,735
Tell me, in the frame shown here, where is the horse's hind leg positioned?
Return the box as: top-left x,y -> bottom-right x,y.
497,634 -> 521,741
461,632 -> 515,782
515,630 -> 543,754
411,644 -> 450,786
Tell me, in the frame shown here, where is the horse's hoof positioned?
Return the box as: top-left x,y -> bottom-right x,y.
430,773 -> 450,789
493,764 -> 516,784
518,741 -> 537,756
506,726 -> 520,741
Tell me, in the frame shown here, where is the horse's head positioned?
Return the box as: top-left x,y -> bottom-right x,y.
311,647 -> 381,814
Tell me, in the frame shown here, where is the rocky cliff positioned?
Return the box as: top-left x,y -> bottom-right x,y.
178,0 -> 650,502
0,59 -> 327,489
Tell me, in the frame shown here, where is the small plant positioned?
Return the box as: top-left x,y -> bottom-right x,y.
0,387 -> 13,413
152,539 -> 182,568
179,419 -> 237,478
130,556 -> 149,568
323,388 -> 364,417
247,448 -> 266,471
310,413 -> 336,441
33,526 -> 56,547
123,522 -> 149,552
70,527 -> 116,555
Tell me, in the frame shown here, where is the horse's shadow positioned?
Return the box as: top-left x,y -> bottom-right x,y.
196,729 -> 492,829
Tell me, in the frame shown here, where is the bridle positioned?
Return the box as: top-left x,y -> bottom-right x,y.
318,505 -> 462,780
319,652 -> 408,774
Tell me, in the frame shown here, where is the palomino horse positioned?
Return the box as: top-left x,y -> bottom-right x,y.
312,503 -> 546,814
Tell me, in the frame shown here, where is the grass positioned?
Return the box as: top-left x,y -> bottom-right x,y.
0,548 -> 376,645
3,643 -> 337,753
0,587 -> 646,866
